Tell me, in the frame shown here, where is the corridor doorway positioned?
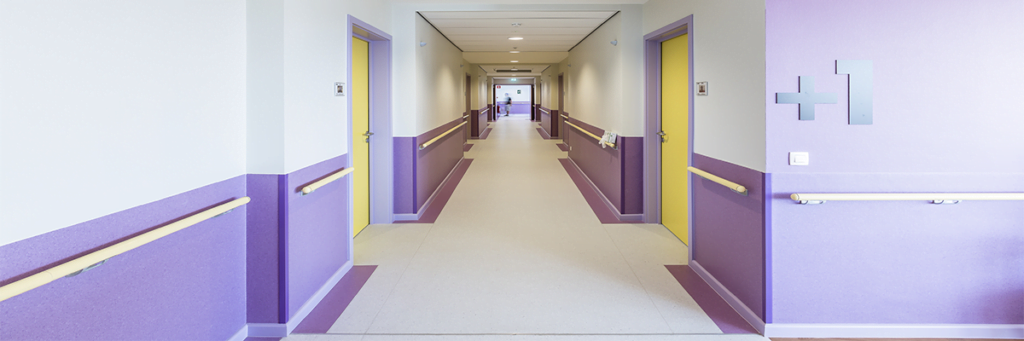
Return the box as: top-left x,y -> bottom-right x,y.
643,17 -> 694,247
494,84 -> 532,117
348,16 -> 393,237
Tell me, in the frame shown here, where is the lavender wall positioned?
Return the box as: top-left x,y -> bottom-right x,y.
765,0 -> 1024,325
0,177 -> 248,341
765,0 -> 1024,173
691,154 -> 767,321
394,117 -> 466,216
565,117 -> 643,216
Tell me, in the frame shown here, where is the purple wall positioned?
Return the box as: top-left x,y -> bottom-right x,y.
691,154 -> 767,321
394,117 -> 466,216
564,117 -> 643,215
0,177 -> 248,341
766,0 -> 1024,173
765,0 -> 1024,325
283,155 -> 351,320
510,102 -> 531,114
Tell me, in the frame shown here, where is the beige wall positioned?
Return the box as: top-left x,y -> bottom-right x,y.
642,0 -> 767,172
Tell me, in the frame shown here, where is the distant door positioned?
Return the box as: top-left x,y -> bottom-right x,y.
352,37 -> 370,236
661,33 -> 689,244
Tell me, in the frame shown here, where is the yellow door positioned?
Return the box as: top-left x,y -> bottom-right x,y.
352,37 -> 370,236
661,34 -> 689,244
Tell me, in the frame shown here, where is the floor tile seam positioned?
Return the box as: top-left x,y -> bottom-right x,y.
599,224 -> 679,334
359,223 -> 437,334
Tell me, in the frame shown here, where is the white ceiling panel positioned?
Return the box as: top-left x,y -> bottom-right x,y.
421,11 -> 617,20
420,10 -> 616,62
442,27 -> 594,35
427,18 -> 607,29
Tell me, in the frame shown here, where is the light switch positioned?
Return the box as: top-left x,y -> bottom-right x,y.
789,152 -> 809,166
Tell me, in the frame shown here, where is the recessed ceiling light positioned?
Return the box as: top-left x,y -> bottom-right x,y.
511,23 -> 522,27
509,37 -> 523,40
510,60 -> 519,63
511,68 -> 518,71
510,51 -> 520,53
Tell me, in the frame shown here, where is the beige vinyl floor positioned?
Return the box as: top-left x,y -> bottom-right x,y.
283,115 -> 768,341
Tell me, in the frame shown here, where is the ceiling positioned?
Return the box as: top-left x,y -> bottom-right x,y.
419,10 -> 617,68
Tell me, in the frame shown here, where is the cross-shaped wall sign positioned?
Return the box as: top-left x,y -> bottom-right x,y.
776,76 -> 837,121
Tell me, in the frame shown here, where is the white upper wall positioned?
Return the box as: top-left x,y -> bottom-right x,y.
0,1 -> 247,245
563,7 -> 644,136
249,0 -> 392,174
643,0 -> 767,172
413,13 -> 469,134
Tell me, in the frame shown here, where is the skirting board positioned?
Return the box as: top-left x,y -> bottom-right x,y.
245,260 -> 355,338
393,158 -> 466,222
764,323 -> 1024,339
227,324 -> 249,341
565,158 -> 643,222
690,260 -> 766,334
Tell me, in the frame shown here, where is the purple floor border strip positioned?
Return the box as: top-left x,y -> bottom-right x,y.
558,158 -> 630,224
556,143 -> 569,152
395,159 -> 474,224
478,127 -> 492,139
536,127 -> 552,139
665,265 -> 758,334
464,144 -> 474,152
291,265 -> 377,334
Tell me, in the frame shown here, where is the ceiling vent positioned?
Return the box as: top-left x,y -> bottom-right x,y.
496,69 -> 531,73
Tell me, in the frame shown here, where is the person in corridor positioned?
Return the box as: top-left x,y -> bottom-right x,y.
502,92 -> 512,116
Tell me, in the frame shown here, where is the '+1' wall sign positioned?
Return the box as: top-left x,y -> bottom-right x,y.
776,60 -> 873,125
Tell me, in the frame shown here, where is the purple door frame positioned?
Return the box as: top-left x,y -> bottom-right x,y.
643,16 -> 695,255
347,16 -> 393,225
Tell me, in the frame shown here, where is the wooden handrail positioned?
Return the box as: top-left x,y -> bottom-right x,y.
301,168 -> 355,195
791,193 -> 1024,204
419,122 -> 467,150
564,121 -> 616,149
688,167 -> 748,195
0,197 -> 251,302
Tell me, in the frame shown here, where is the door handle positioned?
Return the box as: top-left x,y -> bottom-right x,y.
657,130 -> 668,143
363,131 -> 373,143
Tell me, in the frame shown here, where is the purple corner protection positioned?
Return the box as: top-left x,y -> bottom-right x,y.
556,143 -> 569,152
536,127 -> 552,140
393,137 -> 417,214
665,265 -> 758,334
478,127 -> 492,139
0,177 -> 248,341
292,265 -> 377,333
463,143 -> 474,152
558,158 -> 632,224
283,154 -> 351,320
691,154 -> 766,321
246,174 -> 282,324
395,159 -> 473,224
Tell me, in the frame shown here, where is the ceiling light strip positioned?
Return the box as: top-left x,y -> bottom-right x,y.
568,11 -> 620,53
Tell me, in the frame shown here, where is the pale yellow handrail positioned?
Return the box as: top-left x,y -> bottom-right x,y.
688,167 -> 748,195
539,108 -> 550,114
791,193 -> 1024,204
301,168 -> 356,195
0,197 -> 251,302
419,122 -> 467,150
564,121 -> 616,149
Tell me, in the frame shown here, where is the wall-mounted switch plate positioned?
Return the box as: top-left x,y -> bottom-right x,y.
335,82 -> 345,96
789,152 -> 809,166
